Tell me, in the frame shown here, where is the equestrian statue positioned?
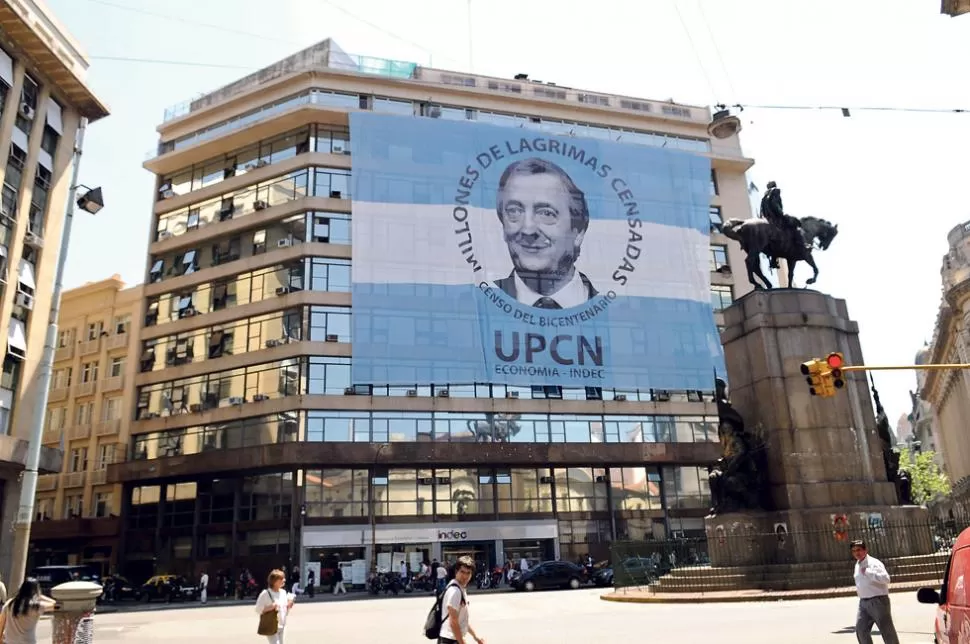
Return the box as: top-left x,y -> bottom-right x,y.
720,181 -> 839,290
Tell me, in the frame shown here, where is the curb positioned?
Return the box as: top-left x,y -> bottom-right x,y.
600,583 -> 929,604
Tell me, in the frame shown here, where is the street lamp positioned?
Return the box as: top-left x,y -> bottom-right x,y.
8,119 -> 104,591
369,443 -> 390,573
707,105 -> 743,140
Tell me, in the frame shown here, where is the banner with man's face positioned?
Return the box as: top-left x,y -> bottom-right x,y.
350,112 -> 722,390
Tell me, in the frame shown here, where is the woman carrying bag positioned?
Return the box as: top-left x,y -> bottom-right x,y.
254,569 -> 294,644
0,578 -> 57,643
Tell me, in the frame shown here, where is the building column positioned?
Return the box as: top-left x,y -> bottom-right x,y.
657,468 -> 672,538
287,469 -> 299,571
154,483 -> 167,576
116,483 -> 132,576
230,479 -> 241,570
603,469 -> 617,541
190,480 -> 202,568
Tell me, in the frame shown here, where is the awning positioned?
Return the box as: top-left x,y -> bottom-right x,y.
11,127 -> 27,151
45,98 -> 63,135
18,259 -> 36,290
0,48 -> 12,87
8,318 -> 27,354
37,150 -> 53,171
0,245 -> 7,258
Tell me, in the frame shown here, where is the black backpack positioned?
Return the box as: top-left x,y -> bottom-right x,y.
423,581 -> 464,639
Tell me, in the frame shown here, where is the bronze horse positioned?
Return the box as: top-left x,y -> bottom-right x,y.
720,215 -> 838,290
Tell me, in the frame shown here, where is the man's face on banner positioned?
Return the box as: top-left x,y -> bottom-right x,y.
499,173 -> 585,279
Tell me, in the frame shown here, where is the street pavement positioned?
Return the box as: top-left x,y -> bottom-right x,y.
37,588 -> 939,643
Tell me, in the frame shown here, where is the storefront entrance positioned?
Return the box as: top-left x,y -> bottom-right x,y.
441,540 -> 495,570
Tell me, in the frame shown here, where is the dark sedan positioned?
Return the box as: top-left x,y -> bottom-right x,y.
510,561 -> 586,592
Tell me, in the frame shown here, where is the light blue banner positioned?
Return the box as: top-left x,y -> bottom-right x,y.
350,112 -> 723,390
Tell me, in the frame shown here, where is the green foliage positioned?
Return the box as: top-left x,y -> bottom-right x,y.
898,448 -> 951,504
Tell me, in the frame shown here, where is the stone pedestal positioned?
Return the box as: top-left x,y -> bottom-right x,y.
706,289 -> 931,567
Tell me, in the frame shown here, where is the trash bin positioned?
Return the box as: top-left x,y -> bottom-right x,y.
50,581 -> 102,644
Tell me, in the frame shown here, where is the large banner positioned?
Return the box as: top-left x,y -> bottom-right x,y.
350,112 -> 722,390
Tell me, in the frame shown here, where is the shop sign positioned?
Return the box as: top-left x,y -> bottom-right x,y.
437,529 -> 470,541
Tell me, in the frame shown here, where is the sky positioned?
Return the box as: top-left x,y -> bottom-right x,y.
44,0 -> 970,429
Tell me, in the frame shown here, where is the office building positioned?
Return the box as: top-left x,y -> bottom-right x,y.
108,39 -> 753,583
0,0 -> 109,582
30,275 -> 141,575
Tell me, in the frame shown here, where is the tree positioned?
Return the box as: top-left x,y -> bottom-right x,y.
897,448 -> 951,504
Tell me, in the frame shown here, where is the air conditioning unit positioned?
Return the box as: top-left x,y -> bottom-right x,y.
228,396 -> 245,406
344,387 -> 356,395
325,334 -> 338,342
24,231 -> 42,248
19,103 -> 34,120
277,238 -> 293,248
253,200 -> 268,210
253,393 -> 270,402
406,389 -> 417,397
614,394 -> 628,402
436,389 -> 450,398
428,106 -> 442,118
144,412 -> 160,420
329,190 -> 342,199
275,286 -> 291,296
255,159 -> 269,169
506,391 -> 519,399
15,291 -> 33,310
265,339 -> 283,348
158,231 -> 174,240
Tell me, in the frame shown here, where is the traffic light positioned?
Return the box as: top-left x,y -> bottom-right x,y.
801,359 -> 831,397
827,352 -> 845,389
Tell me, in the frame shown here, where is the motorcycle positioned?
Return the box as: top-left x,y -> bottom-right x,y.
475,570 -> 491,590
367,571 -> 400,596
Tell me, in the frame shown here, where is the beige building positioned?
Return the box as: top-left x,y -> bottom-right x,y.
924,220 -> 970,517
107,39 -> 753,582
0,0 -> 109,583
29,276 -> 140,574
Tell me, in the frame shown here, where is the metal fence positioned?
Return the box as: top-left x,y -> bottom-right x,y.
609,517 -> 968,594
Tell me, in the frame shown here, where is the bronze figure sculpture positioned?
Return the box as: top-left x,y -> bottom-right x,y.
708,378 -> 769,515
721,182 -> 839,290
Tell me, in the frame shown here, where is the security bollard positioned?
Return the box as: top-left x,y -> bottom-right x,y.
50,581 -> 102,644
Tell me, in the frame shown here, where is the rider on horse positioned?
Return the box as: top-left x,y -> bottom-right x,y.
759,182 -> 807,269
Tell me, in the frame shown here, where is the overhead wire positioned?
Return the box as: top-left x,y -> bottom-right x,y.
696,0 -> 738,103
669,0 -> 718,103
89,55 -> 254,71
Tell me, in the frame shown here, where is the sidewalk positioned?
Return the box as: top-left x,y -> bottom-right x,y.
96,584 -> 515,614
601,580 -> 930,604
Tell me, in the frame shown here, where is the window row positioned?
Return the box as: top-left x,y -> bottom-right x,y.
159,89 -> 710,158
51,356 -> 126,388
139,305 -> 349,373
144,257 -> 350,327
35,491 -> 113,522
155,166 -> 350,242
159,124 -> 350,199
129,409 -> 718,460
56,316 -> 131,349
46,396 -> 125,431
125,466 -> 707,527
150,211 -> 350,284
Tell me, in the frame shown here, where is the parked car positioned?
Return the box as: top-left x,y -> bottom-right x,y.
30,565 -> 101,597
592,567 -> 614,587
510,561 -> 586,592
917,526 -> 970,643
103,575 -> 139,602
139,575 -> 199,602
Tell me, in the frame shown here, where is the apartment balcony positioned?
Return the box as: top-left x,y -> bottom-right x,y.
48,387 -> 69,403
63,471 -> 86,488
67,424 -> 91,441
91,468 -> 107,486
101,375 -> 124,393
94,419 -> 121,437
78,337 -> 101,356
37,474 -> 58,492
42,429 -> 61,446
54,344 -> 74,362
75,380 -> 97,397
106,333 -> 128,351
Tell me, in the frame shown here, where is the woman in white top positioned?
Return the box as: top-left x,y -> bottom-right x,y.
0,578 -> 57,644
254,569 -> 294,644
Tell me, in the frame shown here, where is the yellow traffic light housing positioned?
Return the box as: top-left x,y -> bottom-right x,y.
800,359 -> 832,397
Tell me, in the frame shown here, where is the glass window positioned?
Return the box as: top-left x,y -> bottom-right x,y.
306,357 -> 351,395
304,468 -> 368,518
306,411 -> 369,442
308,258 -> 351,292
711,285 -> 733,310
709,206 -> 723,233
710,245 -> 728,272
313,169 -> 351,199
710,169 -> 719,196
308,306 -> 351,342
609,466 -> 661,511
373,97 -> 414,115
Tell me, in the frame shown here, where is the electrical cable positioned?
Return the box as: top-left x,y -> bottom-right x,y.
669,0 -> 718,102
697,0 -> 738,102
89,55 -> 254,70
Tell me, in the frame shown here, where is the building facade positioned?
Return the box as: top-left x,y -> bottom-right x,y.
0,0 -> 108,583
108,39 -> 754,584
907,344 -> 945,471
924,220 -> 970,517
29,276 -> 141,575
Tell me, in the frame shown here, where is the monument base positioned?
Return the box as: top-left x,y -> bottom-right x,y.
705,505 -> 932,568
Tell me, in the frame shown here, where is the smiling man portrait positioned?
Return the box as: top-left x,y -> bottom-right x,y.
492,157 -> 599,309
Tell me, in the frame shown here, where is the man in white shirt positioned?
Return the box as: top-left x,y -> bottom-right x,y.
199,570 -> 208,604
439,556 -> 485,644
851,539 -> 899,644
519,557 -> 530,573
436,562 -> 448,595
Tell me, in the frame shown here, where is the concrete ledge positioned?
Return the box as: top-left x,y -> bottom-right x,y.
600,581 -> 930,604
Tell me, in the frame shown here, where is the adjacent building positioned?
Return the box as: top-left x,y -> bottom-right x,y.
30,276 -> 141,575
108,39 -> 754,583
924,220 -> 970,517
0,0 -> 109,582
942,0 -> 970,16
